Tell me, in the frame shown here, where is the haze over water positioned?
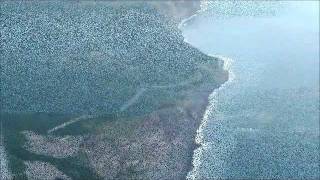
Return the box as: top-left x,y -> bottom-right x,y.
182,1 -> 319,179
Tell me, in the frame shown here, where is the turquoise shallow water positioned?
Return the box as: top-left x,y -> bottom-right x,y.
182,1 -> 319,179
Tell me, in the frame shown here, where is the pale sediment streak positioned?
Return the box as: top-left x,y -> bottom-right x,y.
120,75 -> 205,112
120,88 -> 146,112
47,115 -> 93,134
150,72 -> 203,89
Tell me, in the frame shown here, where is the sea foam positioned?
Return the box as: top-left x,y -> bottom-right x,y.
179,9 -> 235,179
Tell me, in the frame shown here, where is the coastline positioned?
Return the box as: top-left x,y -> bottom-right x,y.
179,2 -> 320,179
1,1 -> 229,179
186,56 -> 233,180
178,12 -> 233,178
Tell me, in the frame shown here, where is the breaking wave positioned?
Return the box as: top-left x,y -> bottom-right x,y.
178,8 -> 235,179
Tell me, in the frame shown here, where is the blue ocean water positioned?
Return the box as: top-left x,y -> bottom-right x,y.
182,1 -> 319,179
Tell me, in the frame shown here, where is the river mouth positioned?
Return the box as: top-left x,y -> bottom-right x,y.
182,1 -> 319,179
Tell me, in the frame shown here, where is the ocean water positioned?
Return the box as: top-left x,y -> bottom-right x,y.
181,1 -> 319,179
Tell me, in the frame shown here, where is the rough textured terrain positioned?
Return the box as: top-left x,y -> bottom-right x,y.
24,161 -> 71,180
1,1 -> 227,179
22,131 -> 83,158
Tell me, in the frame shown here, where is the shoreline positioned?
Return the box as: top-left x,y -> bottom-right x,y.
1,2 -> 229,179
186,56 -> 233,179
179,12 -> 233,179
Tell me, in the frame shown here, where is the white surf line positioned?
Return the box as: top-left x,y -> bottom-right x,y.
178,6 -> 235,180
120,88 -> 147,112
178,5 -> 236,180
47,115 -> 93,134
194,55 -> 234,145
187,56 -> 234,180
